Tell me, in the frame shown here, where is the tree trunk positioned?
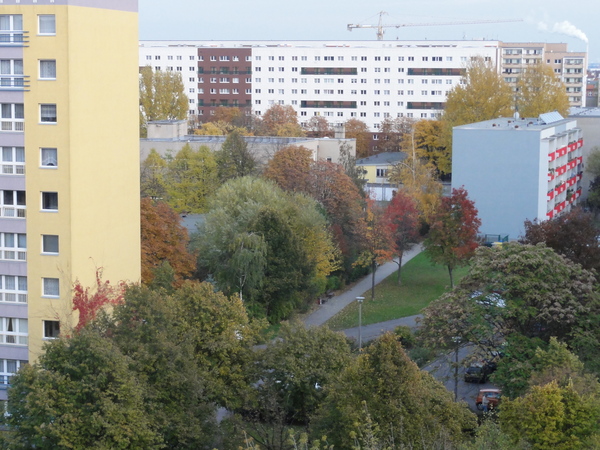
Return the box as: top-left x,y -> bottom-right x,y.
396,251 -> 404,286
448,266 -> 454,289
371,260 -> 377,301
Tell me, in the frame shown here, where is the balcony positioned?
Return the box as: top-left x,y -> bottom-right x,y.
548,151 -> 556,162
1,206 -> 25,219
0,76 -> 29,91
1,163 -> 24,175
0,30 -> 28,46
0,120 -> 24,132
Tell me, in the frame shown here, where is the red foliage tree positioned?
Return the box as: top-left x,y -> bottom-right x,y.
72,269 -> 125,331
140,198 -> 196,286
424,187 -> 481,288
385,191 -> 420,285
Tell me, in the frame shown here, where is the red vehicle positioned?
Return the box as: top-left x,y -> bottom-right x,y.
476,388 -> 501,410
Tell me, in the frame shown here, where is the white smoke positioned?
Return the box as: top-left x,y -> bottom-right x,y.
538,20 -> 588,43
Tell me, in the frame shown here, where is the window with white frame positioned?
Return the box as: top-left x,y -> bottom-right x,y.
0,275 -> 27,302
40,104 -> 56,123
0,234 -> 26,262
38,15 -> 56,35
0,103 -> 24,132
0,317 -> 27,345
0,359 -> 27,386
1,190 -> 25,218
43,320 -> 60,339
0,15 -> 23,44
0,59 -> 24,88
40,147 -> 57,167
39,60 -> 56,79
42,278 -> 59,297
376,168 -> 388,177
41,192 -> 58,211
1,146 -> 24,175
42,235 -> 58,254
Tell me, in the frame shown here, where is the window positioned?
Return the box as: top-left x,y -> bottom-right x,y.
376,168 -> 388,177
40,104 -> 56,123
39,60 -> 56,79
41,192 -> 58,211
0,359 -> 27,387
43,320 -> 60,339
0,103 -> 24,131
0,15 -> 24,43
1,190 -> 25,218
1,146 -> 24,174
0,235 -> 26,262
42,235 -> 58,254
0,275 -> 27,304
0,318 -> 27,345
0,59 -> 24,87
38,15 -> 56,35
42,278 -> 59,298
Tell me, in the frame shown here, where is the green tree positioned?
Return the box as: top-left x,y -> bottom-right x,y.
501,381 -> 600,450
139,66 -> 188,137
312,333 -> 475,449
166,143 -> 219,213
516,63 -> 570,118
424,187 -> 481,288
140,149 -> 168,199
216,130 -> 258,182
2,329 -> 160,449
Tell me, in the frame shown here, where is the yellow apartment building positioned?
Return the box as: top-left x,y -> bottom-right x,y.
0,0 -> 140,399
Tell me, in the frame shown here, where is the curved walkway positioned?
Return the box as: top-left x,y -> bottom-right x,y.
303,244 -> 423,330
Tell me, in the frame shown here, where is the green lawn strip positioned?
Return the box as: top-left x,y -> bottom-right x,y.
326,252 -> 469,330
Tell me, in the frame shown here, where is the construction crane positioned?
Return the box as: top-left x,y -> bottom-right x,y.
347,11 -> 523,40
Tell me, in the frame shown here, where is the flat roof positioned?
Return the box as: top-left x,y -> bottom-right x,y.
454,116 -> 572,131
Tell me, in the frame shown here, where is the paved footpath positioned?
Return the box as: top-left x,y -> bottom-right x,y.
303,244 -> 423,331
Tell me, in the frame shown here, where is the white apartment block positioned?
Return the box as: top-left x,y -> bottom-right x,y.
139,40 -> 587,132
452,112 -> 583,239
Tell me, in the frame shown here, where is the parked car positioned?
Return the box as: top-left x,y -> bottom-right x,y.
464,361 -> 496,383
476,388 -> 501,410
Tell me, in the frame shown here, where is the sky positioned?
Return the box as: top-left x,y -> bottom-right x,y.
139,0 -> 598,64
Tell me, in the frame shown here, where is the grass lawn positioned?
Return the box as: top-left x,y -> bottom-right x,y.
326,252 -> 469,330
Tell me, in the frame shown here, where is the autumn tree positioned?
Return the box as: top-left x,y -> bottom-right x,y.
140,198 -> 196,286
262,145 -> 314,193
258,104 -> 305,137
385,190 -> 420,285
305,115 -> 333,138
388,154 -> 443,222
139,66 -> 188,137
425,187 -> 481,288
354,199 -> 394,300
216,130 -> 258,182
140,149 -> 168,199
522,207 -> 600,274
411,119 -> 451,175
585,146 -> 600,213
2,329 -> 160,449
339,141 -> 367,196
344,118 -> 372,157
72,269 -> 125,331
165,143 -> 219,213
379,116 -> 415,153
516,62 -> 570,118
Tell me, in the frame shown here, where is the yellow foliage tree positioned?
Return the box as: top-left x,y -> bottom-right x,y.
517,63 -> 570,118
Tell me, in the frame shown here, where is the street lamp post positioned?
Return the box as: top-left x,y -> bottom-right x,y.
357,296 -> 365,350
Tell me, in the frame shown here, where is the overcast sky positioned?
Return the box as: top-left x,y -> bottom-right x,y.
139,0 -> 597,64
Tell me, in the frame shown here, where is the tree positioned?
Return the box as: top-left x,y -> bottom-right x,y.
344,118 -> 372,158
139,66 -> 188,137
305,116 -> 334,138
388,154 -> 443,222
516,63 -> 570,118
384,191 -> 420,285
140,198 -> 196,286
411,119 -> 451,176
262,145 -> 314,194
166,143 -> 219,213
339,141 -> 367,196
196,177 -> 339,321
216,130 -> 258,182
522,207 -> 600,274
379,116 -> 415,153
140,149 -> 168,199
2,329 -> 160,449
354,198 -> 394,301
312,333 -> 476,449
259,104 -> 305,137
500,381 -> 600,450
424,187 -> 481,288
